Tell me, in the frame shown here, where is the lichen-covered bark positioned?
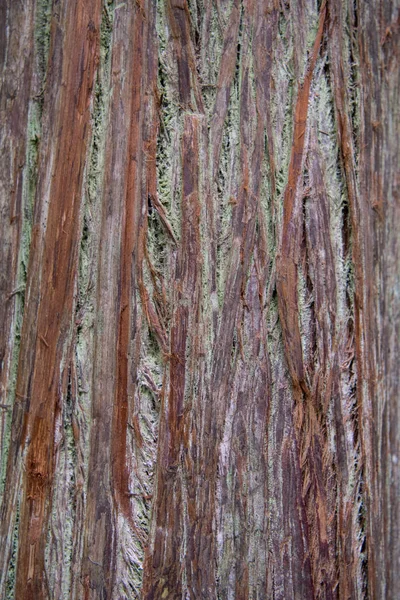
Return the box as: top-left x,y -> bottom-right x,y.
1,0 -> 101,597
0,0 -> 399,599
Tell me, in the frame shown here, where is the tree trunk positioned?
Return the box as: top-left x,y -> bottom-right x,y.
0,0 -> 399,598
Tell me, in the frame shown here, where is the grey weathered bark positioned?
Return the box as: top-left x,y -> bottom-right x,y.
0,0 -> 399,598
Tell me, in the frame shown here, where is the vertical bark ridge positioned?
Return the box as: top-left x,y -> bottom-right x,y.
0,0 -> 35,493
112,0 -> 146,537
142,113 -> 202,599
357,1 -> 400,597
276,0 -> 326,395
2,1 -> 101,597
0,0 -> 36,592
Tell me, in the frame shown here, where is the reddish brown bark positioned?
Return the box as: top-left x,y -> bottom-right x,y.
0,0 -> 399,599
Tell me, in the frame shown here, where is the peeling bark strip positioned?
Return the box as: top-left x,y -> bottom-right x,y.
1,0 -> 399,598
81,3 -> 150,598
0,1 -> 101,598
276,1 -> 326,395
0,0 -> 35,453
112,0 -> 145,534
0,1 -> 36,585
356,2 -> 400,598
142,113 -> 202,600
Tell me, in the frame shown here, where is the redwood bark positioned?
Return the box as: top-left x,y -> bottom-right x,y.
0,0 -> 399,599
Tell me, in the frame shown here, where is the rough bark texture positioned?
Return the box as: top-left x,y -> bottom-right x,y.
0,0 -> 399,599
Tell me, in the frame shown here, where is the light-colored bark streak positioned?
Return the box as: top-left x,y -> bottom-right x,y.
205,0 -> 241,336
209,0 -> 241,177
0,0 -> 35,465
276,1 -> 326,395
142,113 -> 202,600
80,3 -> 148,597
0,0 -> 36,590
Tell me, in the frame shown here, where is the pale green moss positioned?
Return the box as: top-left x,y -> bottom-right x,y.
199,3 -> 224,114
5,499 -> 20,600
304,1 -> 320,75
35,0 -> 52,98
156,0 -> 182,241
78,2 -> 114,312
215,87 -> 239,308
271,14 -> 294,232
297,262 -> 313,369
44,374 -> 77,598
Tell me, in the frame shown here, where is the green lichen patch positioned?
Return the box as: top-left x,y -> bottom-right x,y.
34,0 -> 52,111
5,498 -> 20,600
